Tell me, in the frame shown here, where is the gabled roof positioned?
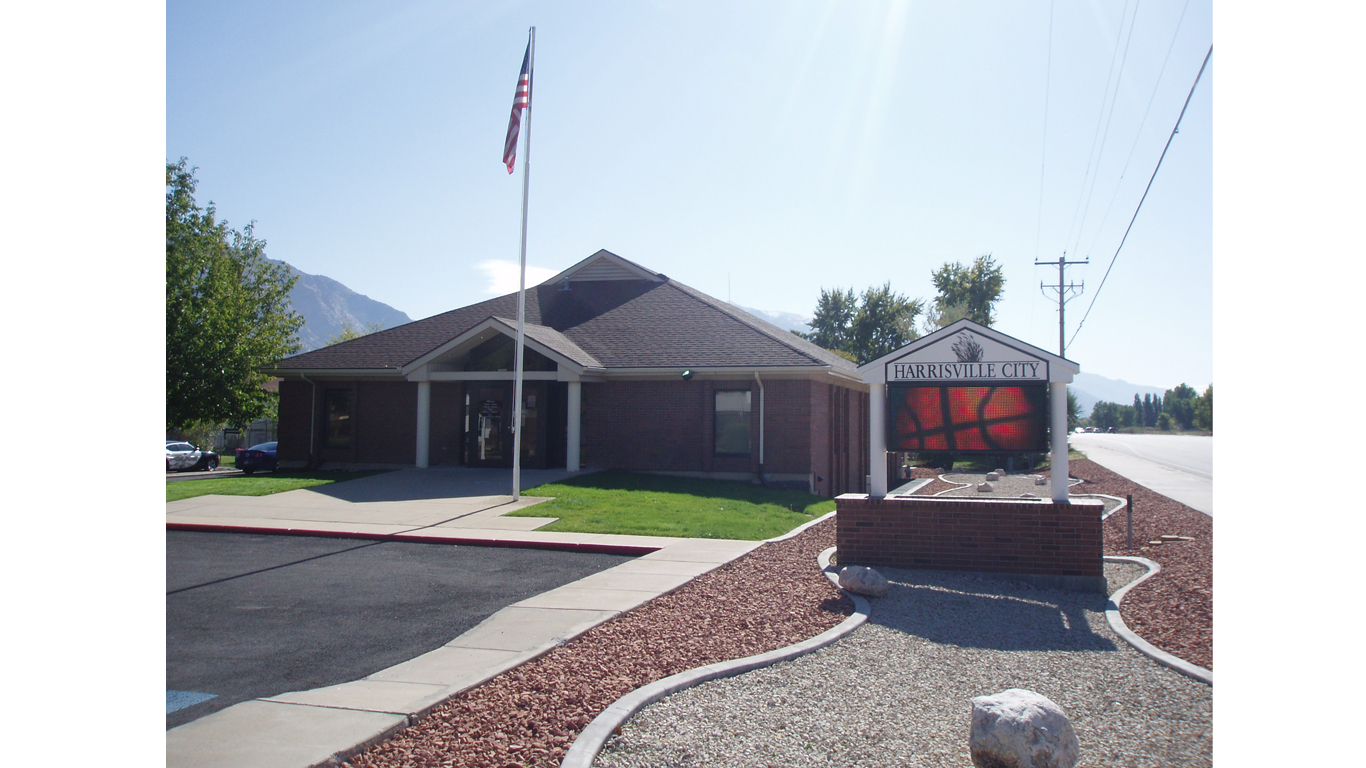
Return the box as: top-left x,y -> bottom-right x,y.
857,318 -> 1079,384
270,250 -> 857,378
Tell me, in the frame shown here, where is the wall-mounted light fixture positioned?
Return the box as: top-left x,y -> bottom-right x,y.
681,369 -> 694,381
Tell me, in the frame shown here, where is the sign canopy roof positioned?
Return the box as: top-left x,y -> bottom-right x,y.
857,319 -> 1079,385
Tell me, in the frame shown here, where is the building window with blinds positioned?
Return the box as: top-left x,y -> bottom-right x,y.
714,390 -> 751,456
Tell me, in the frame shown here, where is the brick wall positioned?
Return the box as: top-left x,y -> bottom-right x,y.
277,379 -> 314,463
354,381 -> 417,464
582,380 -> 708,472
835,494 -> 1104,582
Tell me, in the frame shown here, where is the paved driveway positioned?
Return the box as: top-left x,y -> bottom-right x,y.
167,530 -> 635,729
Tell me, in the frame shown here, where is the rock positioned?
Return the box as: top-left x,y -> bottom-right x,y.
977,482 -> 993,493
1035,476 -> 1047,486
985,471 -> 1001,481
969,689 -> 1079,768
993,468 -> 1006,476
838,565 -> 889,597
1020,493 -> 1037,499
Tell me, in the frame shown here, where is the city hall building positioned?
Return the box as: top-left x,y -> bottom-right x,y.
269,250 -> 870,497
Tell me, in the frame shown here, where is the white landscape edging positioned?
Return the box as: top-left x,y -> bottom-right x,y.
1104,555 -> 1213,685
559,543 -> 870,768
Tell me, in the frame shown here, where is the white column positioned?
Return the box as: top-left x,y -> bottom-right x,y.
416,380 -> 431,469
1050,381 -> 1068,502
869,382 -> 887,497
565,380 -> 581,472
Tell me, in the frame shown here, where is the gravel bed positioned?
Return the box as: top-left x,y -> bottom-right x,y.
344,521 -> 852,768
597,565 -> 1212,768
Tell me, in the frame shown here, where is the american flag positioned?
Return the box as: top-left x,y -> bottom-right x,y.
503,42 -> 531,174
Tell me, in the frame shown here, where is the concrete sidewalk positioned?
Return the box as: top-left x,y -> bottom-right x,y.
166,468 -> 763,768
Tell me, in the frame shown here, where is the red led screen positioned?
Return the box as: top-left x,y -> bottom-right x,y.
887,384 -> 1048,453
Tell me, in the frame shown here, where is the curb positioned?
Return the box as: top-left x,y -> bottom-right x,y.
164,522 -> 663,557
1103,555 -> 1213,685
1076,493 -> 1128,520
559,544 -> 870,768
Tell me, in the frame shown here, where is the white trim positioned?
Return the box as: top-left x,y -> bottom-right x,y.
426,371 -> 561,381
399,317 -> 590,378
271,369 -> 403,379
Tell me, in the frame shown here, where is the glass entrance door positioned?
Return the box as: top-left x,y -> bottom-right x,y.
466,383 -> 512,468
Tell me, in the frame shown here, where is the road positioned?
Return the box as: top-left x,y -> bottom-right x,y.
1068,433 -> 1213,515
166,531 -> 635,729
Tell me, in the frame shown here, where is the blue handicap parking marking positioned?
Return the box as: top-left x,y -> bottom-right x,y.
167,690 -> 217,714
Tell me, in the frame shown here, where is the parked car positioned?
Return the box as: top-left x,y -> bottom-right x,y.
166,441 -> 219,472
235,441 -> 278,475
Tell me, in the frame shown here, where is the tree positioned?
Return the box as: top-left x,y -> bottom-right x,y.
1162,384 -> 1198,431
928,254 -> 1006,328
327,320 -> 385,346
798,283 -> 922,365
1066,387 -> 1082,432
1192,384 -> 1213,432
167,158 -> 303,431
800,288 -> 857,355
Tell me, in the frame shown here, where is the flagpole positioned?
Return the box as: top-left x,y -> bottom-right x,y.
512,26 -> 534,502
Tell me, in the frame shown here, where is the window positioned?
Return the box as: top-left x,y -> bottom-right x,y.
325,389 -> 352,449
714,390 -> 751,456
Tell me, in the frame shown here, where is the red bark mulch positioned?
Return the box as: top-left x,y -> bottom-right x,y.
1068,458 -> 1213,670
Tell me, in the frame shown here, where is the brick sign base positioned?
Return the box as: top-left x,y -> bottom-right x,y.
835,494 -> 1106,593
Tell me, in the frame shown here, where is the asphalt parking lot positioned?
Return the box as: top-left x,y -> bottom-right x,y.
167,531 -> 636,729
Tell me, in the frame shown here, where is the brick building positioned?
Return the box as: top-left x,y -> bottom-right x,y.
269,250 -> 869,497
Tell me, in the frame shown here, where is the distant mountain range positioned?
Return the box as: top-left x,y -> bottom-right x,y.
735,305 -> 811,335
270,259 -> 412,352
1069,372 -> 1167,417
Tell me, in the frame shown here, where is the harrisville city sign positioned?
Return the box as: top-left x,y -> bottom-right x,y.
886,329 -> 1050,383
840,319 -> 1103,594
857,318 -> 1079,501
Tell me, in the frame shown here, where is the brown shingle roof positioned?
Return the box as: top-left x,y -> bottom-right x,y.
271,255 -> 854,376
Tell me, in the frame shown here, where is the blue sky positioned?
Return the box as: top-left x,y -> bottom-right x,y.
166,0 -> 1212,390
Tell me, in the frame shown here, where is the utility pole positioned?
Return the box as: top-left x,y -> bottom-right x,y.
1037,254 -> 1088,357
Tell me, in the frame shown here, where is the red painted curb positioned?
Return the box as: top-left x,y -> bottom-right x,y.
164,522 -> 663,557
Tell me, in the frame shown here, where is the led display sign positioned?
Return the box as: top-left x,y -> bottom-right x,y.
887,383 -> 1049,453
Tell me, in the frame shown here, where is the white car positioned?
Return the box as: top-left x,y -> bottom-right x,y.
166,441 -> 220,472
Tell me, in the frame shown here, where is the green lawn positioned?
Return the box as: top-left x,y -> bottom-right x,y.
509,470 -> 834,540
166,471 -> 388,502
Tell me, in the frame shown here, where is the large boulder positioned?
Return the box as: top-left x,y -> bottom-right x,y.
838,565 -> 889,597
969,689 -> 1079,768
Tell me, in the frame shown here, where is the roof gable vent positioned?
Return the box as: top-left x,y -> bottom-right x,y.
542,249 -> 664,285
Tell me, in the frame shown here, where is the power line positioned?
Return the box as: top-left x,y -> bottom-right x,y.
1062,0 -> 1133,256
1066,44 -> 1212,352
1083,0 -> 1193,259
1070,0 -> 1144,259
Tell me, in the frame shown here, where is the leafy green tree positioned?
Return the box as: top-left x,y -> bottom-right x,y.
798,283 -> 922,365
1162,383 -> 1198,430
166,158 -> 303,431
928,254 -> 1006,327
1192,384 -> 1213,431
1090,401 -> 1120,430
327,320 -> 385,346
1066,387 -> 1082,432
800,288 -> 857,355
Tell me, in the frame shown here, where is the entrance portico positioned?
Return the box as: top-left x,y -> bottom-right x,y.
402,317 -> 600,472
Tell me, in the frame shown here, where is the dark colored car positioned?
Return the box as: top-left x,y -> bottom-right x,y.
235,441 -> 278,475
166,441 -> 220,472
